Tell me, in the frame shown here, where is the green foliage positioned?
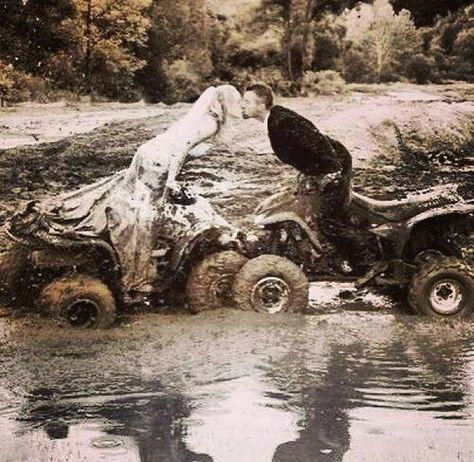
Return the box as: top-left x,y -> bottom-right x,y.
391,0 -> 473,27
455,28 -> 474,64
68,0 -> 152,98
163,59 -> 203,103
0,61 -> 49,103
0,0 -> 473,102
137,0 -> 215,102
426,4 -> 474,80
0,0 -> 76,74
0,62 -> 15,97
342,45 -> 377,83
311,14 -> 345,72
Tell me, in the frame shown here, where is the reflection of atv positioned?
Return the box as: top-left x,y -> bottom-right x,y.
249,182 -> 474,318
0,185 -> 253,328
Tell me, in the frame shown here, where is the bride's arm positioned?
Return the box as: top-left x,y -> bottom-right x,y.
165,113 -> 219,189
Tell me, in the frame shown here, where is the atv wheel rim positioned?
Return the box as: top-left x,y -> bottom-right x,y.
429,279 -> 465,315
66,299 -> 99,328
212,274 -> 234,301
251,277 -> 290,314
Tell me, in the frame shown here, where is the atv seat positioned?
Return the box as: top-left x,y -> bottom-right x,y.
351,184 -> 462,222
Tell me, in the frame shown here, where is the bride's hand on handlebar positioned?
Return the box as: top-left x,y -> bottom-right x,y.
164,182 -> 196,205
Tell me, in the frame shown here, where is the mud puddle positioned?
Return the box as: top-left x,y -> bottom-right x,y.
1,310 -> 474,461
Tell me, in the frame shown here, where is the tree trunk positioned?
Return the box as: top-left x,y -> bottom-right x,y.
283,12 -> 294,81
376,42 -> 383,82
84,0 -> 92,94
301,0 -> 314,75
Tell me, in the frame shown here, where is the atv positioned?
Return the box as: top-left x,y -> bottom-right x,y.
241,182 -> 474,318
0,185 -> 255,328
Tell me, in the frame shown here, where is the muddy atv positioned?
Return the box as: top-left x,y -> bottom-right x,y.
0,185 -> 256,328
247,183 -> 474,318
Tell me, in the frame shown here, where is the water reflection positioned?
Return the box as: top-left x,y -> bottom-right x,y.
10,382 -> 213,462
184,376 -> 301,462
272,384 -> 351,461
268,318 -> 474,461
2,313 -> 474,462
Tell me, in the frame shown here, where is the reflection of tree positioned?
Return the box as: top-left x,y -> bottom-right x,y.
17,381 -> 213,462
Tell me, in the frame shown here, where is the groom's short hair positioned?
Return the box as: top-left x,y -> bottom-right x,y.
246,83 -> 274,109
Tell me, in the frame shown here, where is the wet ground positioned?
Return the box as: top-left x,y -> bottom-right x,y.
1,83 -> 473,460
1,303 -> 474,462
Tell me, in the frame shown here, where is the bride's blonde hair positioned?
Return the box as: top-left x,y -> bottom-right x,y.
214,84 -> 242,143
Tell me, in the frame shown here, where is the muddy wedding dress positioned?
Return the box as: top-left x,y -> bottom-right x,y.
14,85 -> 242,293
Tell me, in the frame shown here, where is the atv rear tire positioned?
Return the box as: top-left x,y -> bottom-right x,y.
232,254 -> 309,314
37,274 -> 117,328
185,251 -> 248,313
408,257 -> 474,318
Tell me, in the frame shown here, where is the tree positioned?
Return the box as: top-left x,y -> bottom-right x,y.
257,0 -> 359,83
391,0 -> 473,27
342,0 -> 421,82
137,0 -> 216,102
428,5 -> 474,80
311,13 -> 346,72
62,0 -> 151,98
0,0 -> 75,74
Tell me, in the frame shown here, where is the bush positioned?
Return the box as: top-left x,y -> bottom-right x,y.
406,53 -> 433,84
44,51 -> 81,92
252,67 -> 296,96
0,61 -> 50,104
163,59 -> 203,103
342,46 -> 376,83
454,28 -> 474,75
301,70 -> 345,96
223,66 -> 297,97
0,62 -> 15,102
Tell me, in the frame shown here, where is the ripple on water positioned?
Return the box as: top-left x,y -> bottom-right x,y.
343,345 -> 474,419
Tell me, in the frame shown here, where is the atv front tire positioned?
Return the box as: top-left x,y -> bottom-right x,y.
185,251 -> 248,313
37,274 -> 117,328
408,257 -> 474,318
232,254 -> 309,313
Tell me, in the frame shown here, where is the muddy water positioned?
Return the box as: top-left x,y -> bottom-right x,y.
1,307 -> 474,462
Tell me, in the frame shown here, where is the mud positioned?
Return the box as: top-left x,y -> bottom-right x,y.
1,310 -> 474,461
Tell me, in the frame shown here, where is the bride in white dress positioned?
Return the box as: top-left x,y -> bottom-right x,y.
14,85 -> 243,293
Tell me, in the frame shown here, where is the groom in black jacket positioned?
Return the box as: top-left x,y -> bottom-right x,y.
241,83 -> 375,271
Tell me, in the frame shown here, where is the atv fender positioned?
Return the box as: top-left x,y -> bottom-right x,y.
372,202 -> 474,257
170,224 -> 240,273
405,202 -> 474,231
254,211 -> 323,253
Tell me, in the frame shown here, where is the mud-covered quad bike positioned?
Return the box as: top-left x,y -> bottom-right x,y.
0,186 -> 259,328
246,182 -> 474,318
